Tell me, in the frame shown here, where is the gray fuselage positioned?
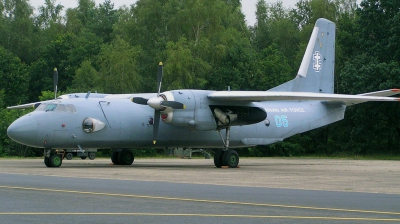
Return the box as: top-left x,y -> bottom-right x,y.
7,90 -> 346,151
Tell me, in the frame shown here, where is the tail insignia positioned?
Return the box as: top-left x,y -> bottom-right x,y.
313,51 -> 322,72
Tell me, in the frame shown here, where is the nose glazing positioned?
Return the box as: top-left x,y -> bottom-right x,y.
7,115 -> 38,147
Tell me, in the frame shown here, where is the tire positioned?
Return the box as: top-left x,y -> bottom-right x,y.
118,149 -> 134,165
111,151 -> 120,165
88,152 -> 96,160
65,153 -> 73,160
213,149 -> 224,168
222,149 -> 239,168
44,157 -> 52,167
49,154 -> 62,167
80,156 -> 87,160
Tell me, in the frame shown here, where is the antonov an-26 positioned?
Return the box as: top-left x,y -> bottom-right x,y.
7,18 -> 400,168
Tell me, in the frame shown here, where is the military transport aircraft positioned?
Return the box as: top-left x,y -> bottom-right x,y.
6,18 -> 400,168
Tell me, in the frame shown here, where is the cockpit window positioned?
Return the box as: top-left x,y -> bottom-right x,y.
44,104 -> 58,111
35,103 -> 47,111
56,104 -> 67,112
34,103 -> 76,113
66,104 -> 76,113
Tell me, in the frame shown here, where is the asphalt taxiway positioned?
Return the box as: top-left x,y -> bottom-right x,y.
0,158 -> 399,223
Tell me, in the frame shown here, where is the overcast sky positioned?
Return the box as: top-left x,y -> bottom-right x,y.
29,0 -> 300,26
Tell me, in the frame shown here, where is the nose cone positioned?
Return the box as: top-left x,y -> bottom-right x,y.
7,115 -> 39,147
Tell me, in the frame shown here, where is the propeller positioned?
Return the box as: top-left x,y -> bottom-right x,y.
131,62 -> 185,144
152,62 -> 163,145
53,68 -> 58,99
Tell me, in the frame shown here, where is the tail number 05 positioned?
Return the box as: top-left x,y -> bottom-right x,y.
274,115 -> 288,127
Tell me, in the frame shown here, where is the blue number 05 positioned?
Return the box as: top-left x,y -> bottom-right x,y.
274,115 -> 288,127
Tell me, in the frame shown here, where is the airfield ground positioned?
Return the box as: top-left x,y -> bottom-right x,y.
0,158 -> 399,194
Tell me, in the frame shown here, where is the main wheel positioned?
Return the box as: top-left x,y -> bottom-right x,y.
44,157 -> 52,167
88,152 -> 96,160
111,150 -> 120,165
80,156 -> 87,160
222,149 -> 239,168
65,153 -> 73,160
118,149 -> 134,165
49,154 -> 62,167
213,149 -> 224,168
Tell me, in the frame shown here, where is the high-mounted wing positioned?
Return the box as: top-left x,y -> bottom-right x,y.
7,102 -> 43,110
208,89 -> 400,105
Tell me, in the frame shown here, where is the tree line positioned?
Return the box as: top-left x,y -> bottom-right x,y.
0,0 -> 399,157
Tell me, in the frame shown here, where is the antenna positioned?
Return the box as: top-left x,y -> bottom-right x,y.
53,68 -> 58,99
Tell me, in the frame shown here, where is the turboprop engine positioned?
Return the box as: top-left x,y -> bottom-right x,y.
159,90 -> 267,130
157,90 -> 217,131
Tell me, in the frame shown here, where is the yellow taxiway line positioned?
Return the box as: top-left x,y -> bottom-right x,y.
0,213 -> 399,222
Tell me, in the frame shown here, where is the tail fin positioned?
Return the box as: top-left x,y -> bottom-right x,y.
268,18 -> 335,93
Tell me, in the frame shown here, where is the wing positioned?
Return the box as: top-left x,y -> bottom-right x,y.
7,102 -> 44,110
208,89 -> 400,106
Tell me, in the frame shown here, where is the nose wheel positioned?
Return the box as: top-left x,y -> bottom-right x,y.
44,149 -> 63,167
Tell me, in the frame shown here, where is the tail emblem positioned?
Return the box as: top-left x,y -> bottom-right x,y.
313,51 -> 322,72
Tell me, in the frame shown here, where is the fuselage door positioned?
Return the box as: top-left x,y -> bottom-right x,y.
99,101 -> 121,137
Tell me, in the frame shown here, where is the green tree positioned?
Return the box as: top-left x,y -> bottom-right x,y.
0,0 -> 36,63
68,60 -> 102,93
164,37 -> 208,89
89,0 -> 119,43
0,46 -> 28,106
97,36 -> 141,93
35,0 -> 64,28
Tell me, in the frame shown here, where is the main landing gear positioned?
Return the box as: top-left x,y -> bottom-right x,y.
214,127 -> 239,168
111,149 -> 134,165
44,149 -> 63,168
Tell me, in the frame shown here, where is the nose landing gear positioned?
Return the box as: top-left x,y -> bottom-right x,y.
44,149 -> 63,167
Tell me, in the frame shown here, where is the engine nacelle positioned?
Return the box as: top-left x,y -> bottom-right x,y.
160,90 -> 217,131
210,105 -> 267,128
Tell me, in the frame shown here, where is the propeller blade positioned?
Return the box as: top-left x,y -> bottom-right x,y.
53,68 -> 58,99
132,97 -> 149,105
157,62 -> 163,97
160,101 -> 186,109
153,110 -> 160,144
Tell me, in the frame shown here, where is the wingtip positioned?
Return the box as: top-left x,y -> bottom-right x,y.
391,89 -> 400,92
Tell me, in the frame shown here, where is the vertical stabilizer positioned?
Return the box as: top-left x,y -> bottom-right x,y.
268,18 -> 335,93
